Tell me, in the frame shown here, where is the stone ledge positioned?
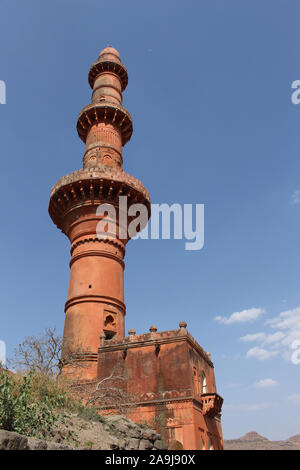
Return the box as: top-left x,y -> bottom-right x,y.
50,165 -> 150,202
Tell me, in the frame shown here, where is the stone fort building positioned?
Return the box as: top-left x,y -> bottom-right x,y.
48,47 -> 224,450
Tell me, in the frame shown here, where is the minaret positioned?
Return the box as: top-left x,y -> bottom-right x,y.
49,47 -> 150,378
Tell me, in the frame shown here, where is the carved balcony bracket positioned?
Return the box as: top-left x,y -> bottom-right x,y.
201,393 -> 223,418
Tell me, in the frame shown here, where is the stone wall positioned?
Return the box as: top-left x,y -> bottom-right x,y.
0,415 -> 168,450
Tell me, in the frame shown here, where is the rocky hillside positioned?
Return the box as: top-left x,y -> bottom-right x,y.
224,431 -> 300,450
0,414 -> 167,450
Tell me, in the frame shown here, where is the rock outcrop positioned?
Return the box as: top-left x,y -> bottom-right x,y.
0,414 -> 168,450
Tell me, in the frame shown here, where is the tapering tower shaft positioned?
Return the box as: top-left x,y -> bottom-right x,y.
49,48 -> 150,378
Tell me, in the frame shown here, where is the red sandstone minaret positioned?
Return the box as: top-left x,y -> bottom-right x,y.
49,47 -> 150,377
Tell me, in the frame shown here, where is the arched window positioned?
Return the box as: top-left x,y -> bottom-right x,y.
202,373 -> 207,393
104,315 -> 115,327
104,314 -> 116,340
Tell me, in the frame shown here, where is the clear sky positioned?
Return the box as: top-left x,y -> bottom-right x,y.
0,0 -> 300,440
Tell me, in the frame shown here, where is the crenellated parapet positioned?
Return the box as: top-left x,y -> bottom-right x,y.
98,323 -> 213,367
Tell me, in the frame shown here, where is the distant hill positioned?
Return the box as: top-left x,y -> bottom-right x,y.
224,431 -> 300,450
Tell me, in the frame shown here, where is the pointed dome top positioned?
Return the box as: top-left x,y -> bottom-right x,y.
98,47 -> 121,63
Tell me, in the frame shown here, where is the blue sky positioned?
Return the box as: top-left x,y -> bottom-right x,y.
1,0 -> 300,440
